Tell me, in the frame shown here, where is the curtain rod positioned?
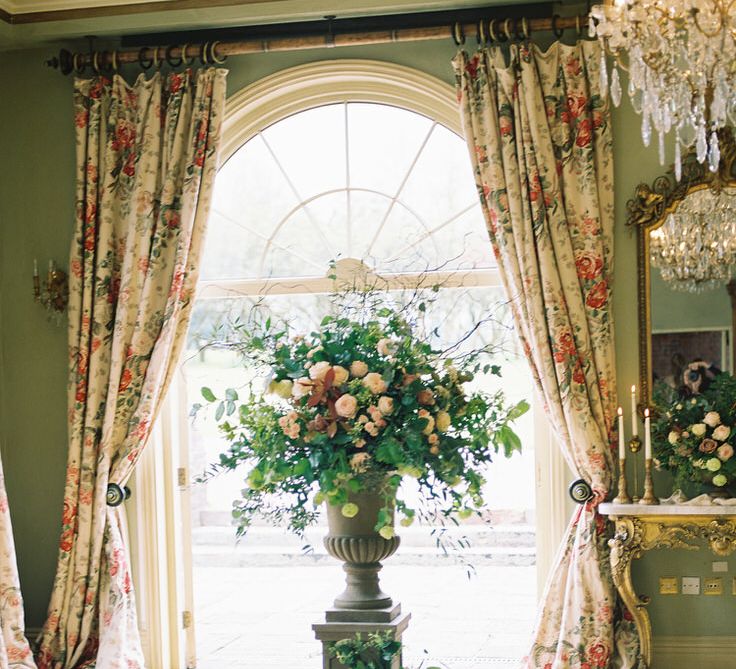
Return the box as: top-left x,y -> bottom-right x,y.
46,11 -> 591,76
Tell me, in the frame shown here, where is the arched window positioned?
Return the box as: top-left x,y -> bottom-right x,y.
131,61 -> 552,669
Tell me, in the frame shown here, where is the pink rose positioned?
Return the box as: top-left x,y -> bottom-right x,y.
377,396 -> 394,415
335,394 -> 358,419
718,444 -> 734,461
350,361 -> 368,377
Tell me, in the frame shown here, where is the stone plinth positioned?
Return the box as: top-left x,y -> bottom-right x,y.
313,611 -> 410,669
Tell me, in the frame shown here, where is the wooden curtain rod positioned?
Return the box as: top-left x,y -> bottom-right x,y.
46,13 -> 590,76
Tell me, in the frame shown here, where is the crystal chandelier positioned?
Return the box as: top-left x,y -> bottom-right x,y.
590,1 -> 736,179
649,187 -> 736,292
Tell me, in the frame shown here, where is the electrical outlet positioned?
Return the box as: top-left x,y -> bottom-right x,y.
713,561 -> 728,573
704,577 -> 723,595
659,577 -> 678,595
682,577 -> 700,595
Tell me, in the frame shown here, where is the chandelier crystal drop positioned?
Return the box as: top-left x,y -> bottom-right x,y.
590,1 -> 736,178
649,188 -> 736,292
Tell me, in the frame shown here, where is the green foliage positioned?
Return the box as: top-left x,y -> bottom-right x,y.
195,286 -> 529,539
328,633 -> 441,669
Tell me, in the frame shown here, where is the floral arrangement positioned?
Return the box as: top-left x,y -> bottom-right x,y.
197,288 -> 528,538
652,374 -> 736,492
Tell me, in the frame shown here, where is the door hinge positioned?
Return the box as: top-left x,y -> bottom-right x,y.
183,610 -> 193,629
178,467 -> 188,488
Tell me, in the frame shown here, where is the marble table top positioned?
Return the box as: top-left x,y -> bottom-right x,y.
600,502 -> 736,516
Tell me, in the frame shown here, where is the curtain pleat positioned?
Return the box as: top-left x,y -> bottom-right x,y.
36,68 -> 227,669
453,41 -> 641,668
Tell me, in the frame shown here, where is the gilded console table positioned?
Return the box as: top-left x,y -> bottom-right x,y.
599,503 -> 736,668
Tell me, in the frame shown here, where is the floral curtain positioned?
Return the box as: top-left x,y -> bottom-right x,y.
454,41 -> 640,668
0,454 -> 36,669
36,68 -> 227,669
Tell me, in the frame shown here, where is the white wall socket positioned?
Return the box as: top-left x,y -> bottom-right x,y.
682,576 -> 701,595
713,561 -> 728,573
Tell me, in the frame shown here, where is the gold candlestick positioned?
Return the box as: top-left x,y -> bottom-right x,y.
613,458 -> 632,504
639,458 -> 659,505
628,435 -> 641,502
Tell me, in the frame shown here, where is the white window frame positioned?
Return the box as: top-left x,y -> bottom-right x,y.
127,59 -> 570,667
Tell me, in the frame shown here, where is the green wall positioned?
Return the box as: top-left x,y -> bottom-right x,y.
0,38 -> 731,639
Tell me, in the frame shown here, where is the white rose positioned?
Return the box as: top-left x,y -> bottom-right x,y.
713,425 -> 731,441
332,365 -> 349,386
704,412 -> 722,428
309,360 -> 331,381
667,431 -> 680,445
292,377 -> 312,399
334,393 -> 358,418
363,372 -> 388,394
350,361 -> 369,378
691,423 -> 707,438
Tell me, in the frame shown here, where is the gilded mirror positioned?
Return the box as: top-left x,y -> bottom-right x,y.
628,129 -> 736,407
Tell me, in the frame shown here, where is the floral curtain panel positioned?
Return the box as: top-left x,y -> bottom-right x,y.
454,41 -> 639,668
0,455 -> 36,669
37,68 -> 227,669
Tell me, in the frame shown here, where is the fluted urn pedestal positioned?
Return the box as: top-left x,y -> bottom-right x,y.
313,489 -> 410,668
323,490 -> 401,621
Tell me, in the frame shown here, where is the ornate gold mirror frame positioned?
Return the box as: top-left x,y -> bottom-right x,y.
626,128 -> 736,407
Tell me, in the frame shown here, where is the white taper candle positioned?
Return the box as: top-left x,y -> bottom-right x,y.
631,385 -> 638,437
618,407 -> 625,460
644,408 -> 651,460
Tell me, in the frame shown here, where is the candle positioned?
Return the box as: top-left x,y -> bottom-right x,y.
644,408 -> 651,460
33,258 -> 38,277
630,385 -> 638,436
618,407 -> 625,459
48,259 -> 54,275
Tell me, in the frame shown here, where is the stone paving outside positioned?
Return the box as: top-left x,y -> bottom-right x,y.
193,564 -> 536,669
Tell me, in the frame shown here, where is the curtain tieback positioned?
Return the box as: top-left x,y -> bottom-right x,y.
106,483 -> 131,507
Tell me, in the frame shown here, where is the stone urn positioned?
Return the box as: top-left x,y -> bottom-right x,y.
324,489 -> 400,619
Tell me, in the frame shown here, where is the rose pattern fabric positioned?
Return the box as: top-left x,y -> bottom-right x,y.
453,42 -> 640,668
0,456 -> 37,669
36,68 -> 226,669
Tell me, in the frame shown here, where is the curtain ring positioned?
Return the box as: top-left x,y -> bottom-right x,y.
73,52 -> 86,73
477,18 -> 486,46
521,17 -> 530,40
503,17 -> 513,41
210,40 -> 227,64
165,44 -> 182,68
552,14 -> 564,39
92,51 -> 100,74
452,21 -> 465,46
152,46 -> 161,69
575,15 -> 582,36
488,19 -> 498,43
514,17 -> 526,41
139,47 -> 153,70
181,43 -> 193,66
200,41 -> 210,65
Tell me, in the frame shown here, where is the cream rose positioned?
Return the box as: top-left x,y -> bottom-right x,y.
363,372 -> 388,394
704,411 -> 722,428
309,360 -> 331,381
376,338 -> 396,356
377,396 -> 394,415
335,393 -> 358,418
332,365 -> 349,386
268,379 -> 293,399
436,411 -> 451,433
713,473 -> 729,487
691,423 -> 707,438
418,409 -> 435,435
667,431 -> 679,445
292,377 -> 312,399
707,457 -> 723,472
713,425 -> 731,441
350,360 -> 368,378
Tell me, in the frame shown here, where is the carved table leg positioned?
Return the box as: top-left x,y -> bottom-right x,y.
609,516 -> 651,668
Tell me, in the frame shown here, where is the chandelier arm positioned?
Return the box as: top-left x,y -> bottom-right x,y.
691,6 -> 726,40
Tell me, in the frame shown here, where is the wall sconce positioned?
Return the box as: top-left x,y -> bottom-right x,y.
33,259 -> 69,318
